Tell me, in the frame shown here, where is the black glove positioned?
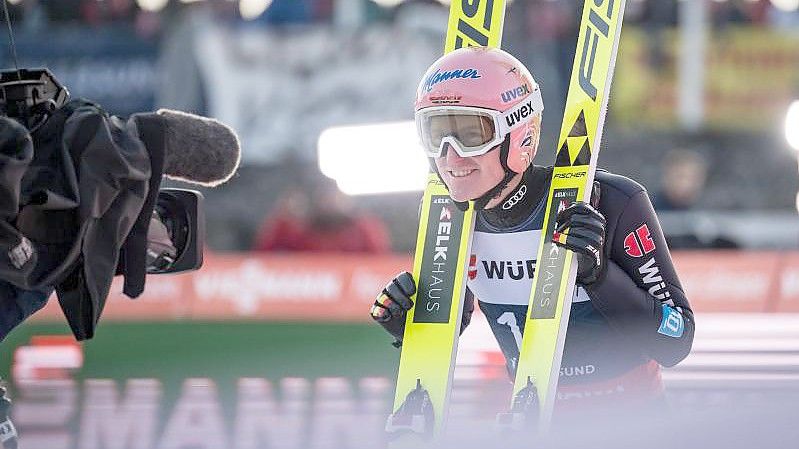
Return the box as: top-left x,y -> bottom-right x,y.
370,271 -> 416,322
369,272 -> 416,345
553,202 -> 606,285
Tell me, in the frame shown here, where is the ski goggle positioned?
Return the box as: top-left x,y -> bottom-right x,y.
415,91 -> 544,158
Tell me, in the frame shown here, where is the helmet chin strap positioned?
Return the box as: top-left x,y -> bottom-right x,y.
429,136 -> 518,212
473,136 -> 517,210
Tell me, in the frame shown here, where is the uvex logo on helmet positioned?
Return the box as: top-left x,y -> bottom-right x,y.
423,68 -> 482,93
501,84 -> 531,103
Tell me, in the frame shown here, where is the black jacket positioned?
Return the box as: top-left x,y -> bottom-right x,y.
380,166 -> 695,373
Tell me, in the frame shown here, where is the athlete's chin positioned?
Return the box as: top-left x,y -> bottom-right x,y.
442,173 -> 489,202
446,184 -> 483,203
447,191 -> 471,203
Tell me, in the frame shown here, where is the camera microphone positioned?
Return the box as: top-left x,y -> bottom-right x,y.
131,109 -> 241,187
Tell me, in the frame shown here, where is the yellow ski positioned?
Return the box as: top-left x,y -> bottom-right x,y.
387,0 -> 507,443
508,0 -> 628,431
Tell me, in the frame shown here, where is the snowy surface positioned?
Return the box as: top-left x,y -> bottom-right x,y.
456,313 -> 799,383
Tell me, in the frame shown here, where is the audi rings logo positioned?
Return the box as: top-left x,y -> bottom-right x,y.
502,185 -> 527,210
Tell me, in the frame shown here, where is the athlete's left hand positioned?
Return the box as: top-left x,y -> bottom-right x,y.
553,202 -> 606,285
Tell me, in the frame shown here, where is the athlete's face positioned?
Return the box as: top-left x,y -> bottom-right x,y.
434,144 -> 506,203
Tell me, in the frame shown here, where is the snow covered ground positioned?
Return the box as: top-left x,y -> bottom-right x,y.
456,313 -> 799,383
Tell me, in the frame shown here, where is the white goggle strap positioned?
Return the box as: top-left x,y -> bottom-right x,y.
419,88 -> 542,157
499,88 -> 544,135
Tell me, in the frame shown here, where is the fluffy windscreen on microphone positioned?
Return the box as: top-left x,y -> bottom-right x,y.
121,108 -> 239,299
140,109 -> 241,187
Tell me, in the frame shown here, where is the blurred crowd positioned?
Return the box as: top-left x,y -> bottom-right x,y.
2,0 -> 797,254
253,170 -> 391,254
4,0 -> 798,33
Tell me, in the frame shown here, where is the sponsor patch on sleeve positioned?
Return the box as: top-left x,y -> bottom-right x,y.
658,303 -> 684,338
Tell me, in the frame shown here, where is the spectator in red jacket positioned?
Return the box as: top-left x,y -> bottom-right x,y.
254,176 -> 391,254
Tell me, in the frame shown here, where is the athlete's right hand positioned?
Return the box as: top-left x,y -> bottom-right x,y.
370,271 -> 416,323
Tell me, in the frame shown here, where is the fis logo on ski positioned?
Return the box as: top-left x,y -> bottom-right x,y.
423,68 -> 481,93
579,0 -> 618,101
452,0 -> 497,49
414,196 -> 465,323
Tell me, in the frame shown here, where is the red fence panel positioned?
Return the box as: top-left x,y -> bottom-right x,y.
27,251 -> 799,322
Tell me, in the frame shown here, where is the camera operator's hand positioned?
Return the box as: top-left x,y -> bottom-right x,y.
0,117 -> 36,277
0,116 -> 32,219
370,272 -> 416,344
146,211 -> 178,273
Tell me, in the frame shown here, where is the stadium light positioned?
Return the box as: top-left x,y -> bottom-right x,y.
771,0 -> 799,12
239,0 -> 274,20
789,100 -> 799,214
787,100 -> 799,152
369,0 -> 515,6
318,122 -> 429,195
136,0 -> 169,13
370,0 -> 406,7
